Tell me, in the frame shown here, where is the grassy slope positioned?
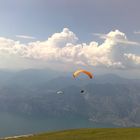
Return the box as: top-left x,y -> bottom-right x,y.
4,128 -> 140,140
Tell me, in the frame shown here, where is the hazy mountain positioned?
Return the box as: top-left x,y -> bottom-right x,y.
0,69 -> 140,127
4,69 -> 64,88
0,70 -> 15,88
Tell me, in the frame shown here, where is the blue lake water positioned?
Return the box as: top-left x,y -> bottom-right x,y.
0,112 -> 115,138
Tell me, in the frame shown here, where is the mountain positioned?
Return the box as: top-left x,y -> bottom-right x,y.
4,68 -> 64,88
0,69 -> 140,127
0,70 -> 15,88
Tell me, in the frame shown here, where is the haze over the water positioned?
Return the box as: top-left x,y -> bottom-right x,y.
0,0 -> 140,78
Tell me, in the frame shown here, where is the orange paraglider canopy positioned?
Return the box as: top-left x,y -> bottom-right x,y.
73,70 -> 93,79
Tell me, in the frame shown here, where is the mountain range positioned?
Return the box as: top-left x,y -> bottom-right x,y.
0,69 -> 140,127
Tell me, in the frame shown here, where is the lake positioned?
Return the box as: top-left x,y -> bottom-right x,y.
0,112 -> 115,138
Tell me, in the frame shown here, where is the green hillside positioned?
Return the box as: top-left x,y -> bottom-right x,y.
4,128 -> 140,140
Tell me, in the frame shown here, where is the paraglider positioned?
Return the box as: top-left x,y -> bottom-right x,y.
73,69 -> 93,93
56,90 -> 64,94
73,69 -> 93,79
80,90 -> 85,93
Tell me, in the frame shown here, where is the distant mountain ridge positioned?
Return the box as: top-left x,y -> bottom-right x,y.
0,69 -> 140,127
0,69 -> 140,87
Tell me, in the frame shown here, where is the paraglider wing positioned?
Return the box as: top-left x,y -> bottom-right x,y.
56,91 -> 64,94
73,70 -> 93,79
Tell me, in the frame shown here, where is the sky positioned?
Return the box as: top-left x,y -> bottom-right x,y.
0,0 -> 140,77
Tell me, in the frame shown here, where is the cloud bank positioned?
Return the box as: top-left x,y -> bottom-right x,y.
0,28 -> 140,69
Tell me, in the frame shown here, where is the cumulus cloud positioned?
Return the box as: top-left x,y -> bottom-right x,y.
124,53 -> 140,65
0,28 -> 140,69
94,31 -> 140,46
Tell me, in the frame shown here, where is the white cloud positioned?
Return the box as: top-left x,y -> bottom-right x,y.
94,31 -> 140,46
0,28 -> 140,69
16,35 -> 36,40
134,31 -> 140,34
124,53 -> 140,65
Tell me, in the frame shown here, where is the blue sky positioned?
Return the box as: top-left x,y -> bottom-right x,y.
0,0 -> 140,41
0,0 -> 140,77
